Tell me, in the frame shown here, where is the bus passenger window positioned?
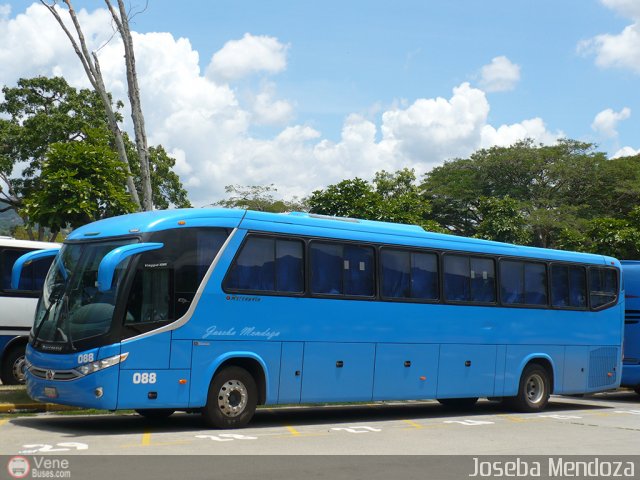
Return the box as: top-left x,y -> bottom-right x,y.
310,242 -> 374,297
381,249 -> 438,300
551,264 -> 586,308
224,236 -> 303,293
444,255 -> 495,303
444,255 -> 470,301
589,268 -> 618,308
500,260 -> 547,306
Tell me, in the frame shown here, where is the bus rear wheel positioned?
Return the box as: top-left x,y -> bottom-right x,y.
1,345 -> 27,385
202,366 -> 257,429
135,409 -> 175,419
437,397 -> 479,409
507,364 -> 550,412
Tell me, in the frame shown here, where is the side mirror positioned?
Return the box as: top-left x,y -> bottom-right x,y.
97,243 -> 163,292
11,248 -> 61,290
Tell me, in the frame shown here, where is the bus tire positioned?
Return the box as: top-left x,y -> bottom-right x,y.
1,344 -> 27,385
135,409 -> 175,419
507,363 -> 550,412
437,397 -> 479,409
634,385 -> 640,396
202,366 -> 257,429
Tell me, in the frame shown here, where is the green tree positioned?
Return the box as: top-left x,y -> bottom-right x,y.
0,76 -> 191,238
22,128 -> 136,236
421,139 -> 640,250
475,196 -> 531,244
308,169 -> 443,231
213,184 -> 307,212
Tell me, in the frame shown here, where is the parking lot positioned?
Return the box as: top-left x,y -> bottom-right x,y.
1,391 -> 639,456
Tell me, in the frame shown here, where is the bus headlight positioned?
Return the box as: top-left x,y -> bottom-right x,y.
74,353 -> 129,376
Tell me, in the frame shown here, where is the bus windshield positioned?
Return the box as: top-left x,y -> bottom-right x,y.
32,239 -> 136,349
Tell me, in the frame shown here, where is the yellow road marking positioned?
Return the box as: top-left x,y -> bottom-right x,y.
285,425 -> 300,436
0,419 -> 9,427
402,419 -> 423,429
141,432 -> 152,446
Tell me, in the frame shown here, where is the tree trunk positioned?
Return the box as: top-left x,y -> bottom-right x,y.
106,0 -> 153,211
40,0 -> 142,210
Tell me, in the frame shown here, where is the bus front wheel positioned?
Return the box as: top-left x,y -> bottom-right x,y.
1,345 -> 27,385
203,366 -> 257,429
507,364 -> 550,412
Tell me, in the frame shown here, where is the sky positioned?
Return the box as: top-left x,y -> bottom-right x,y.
0,0 -> 638,207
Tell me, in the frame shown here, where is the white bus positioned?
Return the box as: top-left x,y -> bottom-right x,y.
0,237 -> 59,384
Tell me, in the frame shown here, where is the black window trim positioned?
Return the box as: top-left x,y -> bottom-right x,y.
549,262 -> 589,311
587,265 -> 620,311
497,258 -> 549,310
378,245 -> 441,304
219,230 -> 622,312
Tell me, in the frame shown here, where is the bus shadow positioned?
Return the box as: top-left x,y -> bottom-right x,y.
8,397 -> 615,436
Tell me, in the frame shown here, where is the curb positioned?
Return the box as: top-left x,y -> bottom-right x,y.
0,403 -> 78,413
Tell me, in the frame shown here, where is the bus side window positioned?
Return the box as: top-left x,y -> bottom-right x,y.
444,255 -> 495,303
500,260 -> 547,306
551,264 -> 586,308
380,248 -> 438,300
589,267 -> 618,309
310,242 -> 374,297
1,249 -> 25,290
224,236 -> 304,294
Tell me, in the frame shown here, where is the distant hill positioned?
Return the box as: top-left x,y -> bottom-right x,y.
0,201 -> 22,236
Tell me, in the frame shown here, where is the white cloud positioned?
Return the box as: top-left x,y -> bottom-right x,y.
591,107 -> 631,137
206,33 -> 289,82
0,4 -> 11,19
578,1 -> 640,73
478,56 -> 521,92
0,3 -> 564,207
612,146 -> 640,158
480,118 -> 563,148
251,83 -> 294,125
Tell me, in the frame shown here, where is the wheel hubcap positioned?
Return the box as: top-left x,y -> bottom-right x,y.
526,373 -> 544,404
12,355 -> 26,384
217,380 -> 248,417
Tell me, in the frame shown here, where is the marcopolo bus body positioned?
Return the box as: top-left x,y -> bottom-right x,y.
620,261 -> 640,394
23,209 -> 623,427
0,237 -> 59,384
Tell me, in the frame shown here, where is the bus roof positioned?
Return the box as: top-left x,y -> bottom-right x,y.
0,237 -> 60,249
66,208 -> 616,266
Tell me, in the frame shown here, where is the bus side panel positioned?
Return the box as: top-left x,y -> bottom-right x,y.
188,340 -> 281,408
301,342 -> 375,403
372,343 -> 439,400
121,332 -> 171,370
278,342 -> 303,404
0,296 -> 38,329
117,369 -> 190,409
503,346 -> 564,397
436,344 -> 497,398
562,346 -> 588,393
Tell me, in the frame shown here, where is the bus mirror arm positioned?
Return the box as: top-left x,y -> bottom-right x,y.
97,242 -> 164,292
11,248 -> 61,290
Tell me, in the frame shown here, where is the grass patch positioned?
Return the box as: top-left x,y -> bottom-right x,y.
0,385 -> 33,405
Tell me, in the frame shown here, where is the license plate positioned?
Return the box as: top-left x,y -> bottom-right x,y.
44,387 -> 58,399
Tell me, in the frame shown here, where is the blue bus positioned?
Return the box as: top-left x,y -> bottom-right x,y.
621,261 -> 640,395
20,209 -> 623,427
0,237 -> 59,384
